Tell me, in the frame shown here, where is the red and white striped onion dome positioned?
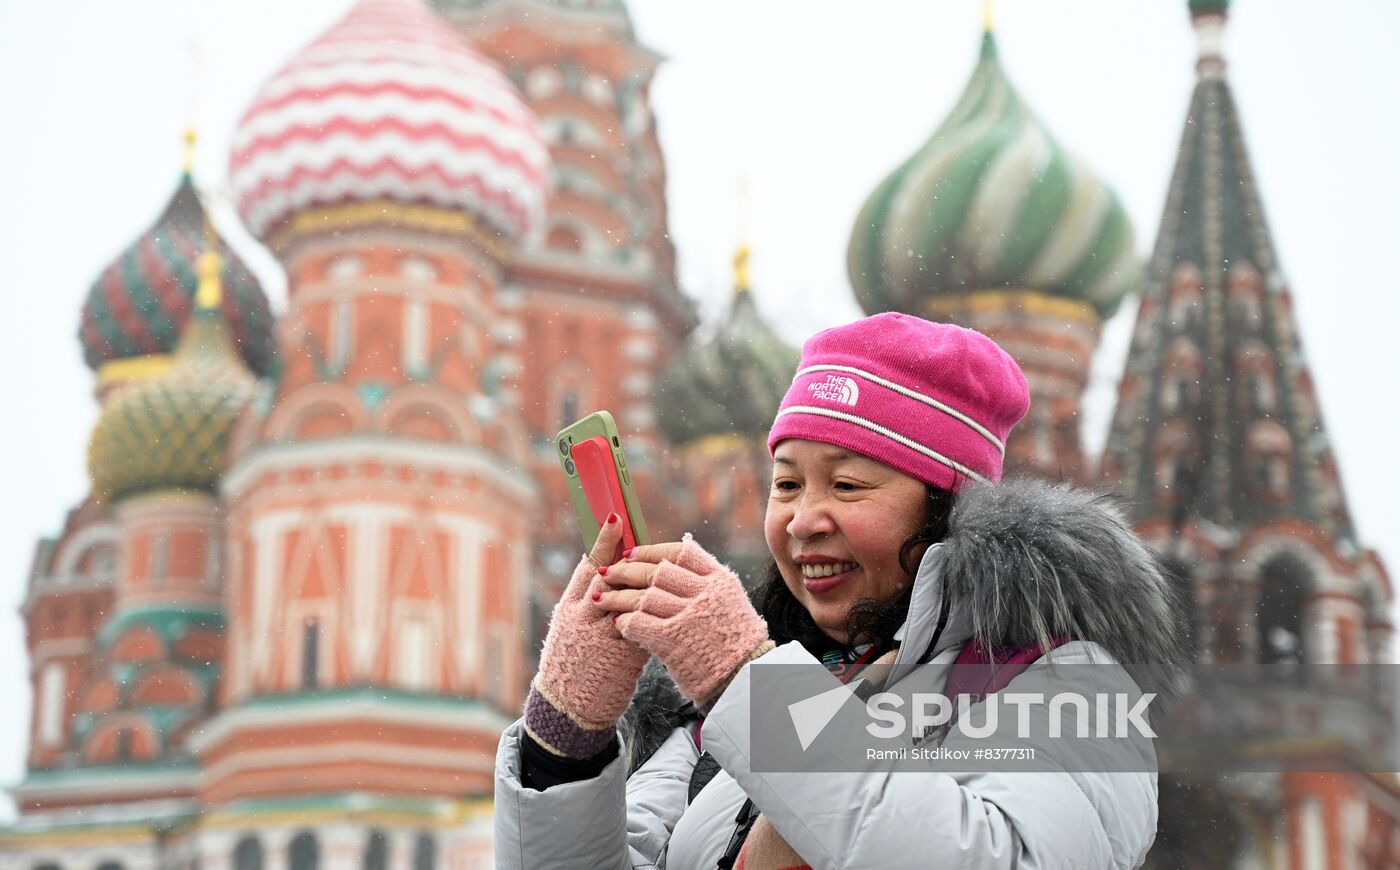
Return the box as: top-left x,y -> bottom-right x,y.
229,0 -> 549,245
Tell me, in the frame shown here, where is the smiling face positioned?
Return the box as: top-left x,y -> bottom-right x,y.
764,438 -> 930,644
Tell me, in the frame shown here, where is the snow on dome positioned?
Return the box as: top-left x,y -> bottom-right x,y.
229,0 -> 549,244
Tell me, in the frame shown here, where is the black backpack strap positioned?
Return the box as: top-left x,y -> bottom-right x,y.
687,750 -> 721,805
717,798 -> 759,869
686,751 -> 759,868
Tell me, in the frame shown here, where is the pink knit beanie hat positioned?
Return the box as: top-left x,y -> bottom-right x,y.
767,313 -> 1029,491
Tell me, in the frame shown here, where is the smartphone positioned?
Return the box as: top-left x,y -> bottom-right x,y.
556,410 -> 650,563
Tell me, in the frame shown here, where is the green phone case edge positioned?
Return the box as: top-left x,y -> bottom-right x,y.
555,410 -> 651,552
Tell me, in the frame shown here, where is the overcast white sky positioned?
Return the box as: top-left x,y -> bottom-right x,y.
0,0 -> 1395,819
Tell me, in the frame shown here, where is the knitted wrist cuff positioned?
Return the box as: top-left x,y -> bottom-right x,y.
698,639 -> 777,715
523,684 -> 618,760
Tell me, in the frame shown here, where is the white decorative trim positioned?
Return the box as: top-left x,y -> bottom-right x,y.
223,437 -> 537,502
623,372 -> 652,397
3,797 -> 197,830
403,293 -> 429,374
31,637 -> 93,663
52,523 -> 122,585
293,280 -> 492,323
37,662 -> 66,746
774,406 -> 989,484
248,510 -> 306,689
189,696 -> 511,754
201,740 -> 495,787
626,308 -> 658,329
623,336 -> 655,362
796,364 -> 1006,454
12,767 -> 199,801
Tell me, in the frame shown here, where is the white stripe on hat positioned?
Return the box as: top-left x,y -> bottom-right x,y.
774,405 -> 990,484
794,363 -> 1006,455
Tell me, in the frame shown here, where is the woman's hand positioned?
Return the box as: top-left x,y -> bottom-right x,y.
524,514 -> 651,759
592,533 -> 773,708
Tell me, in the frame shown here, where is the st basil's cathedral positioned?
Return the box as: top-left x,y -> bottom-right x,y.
1,0 -> 1394,868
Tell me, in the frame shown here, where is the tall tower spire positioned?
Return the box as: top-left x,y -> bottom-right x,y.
1102,0 -> 1389,668
1103,8 -> 1394,862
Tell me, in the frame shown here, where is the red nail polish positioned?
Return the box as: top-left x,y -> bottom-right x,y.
607,512 -> 619,525
591,591 -> 602,601
622,547 -> 634,559
598,565 -> 608,576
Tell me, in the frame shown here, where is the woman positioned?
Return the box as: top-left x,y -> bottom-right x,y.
494,313 -> 1186,869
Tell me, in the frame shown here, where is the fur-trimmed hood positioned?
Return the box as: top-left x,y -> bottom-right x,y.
899,477 -> 1192,671
621,476 -> 1190,771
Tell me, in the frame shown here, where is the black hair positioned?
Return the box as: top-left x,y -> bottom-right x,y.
754,483 -> 957,657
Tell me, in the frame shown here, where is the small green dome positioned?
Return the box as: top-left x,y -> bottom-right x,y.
1189,0 -> 1230,16
80,174 -> 277,377
657,281 -> 798,446
848,33 -> 1140,320
88,269 -> 256,503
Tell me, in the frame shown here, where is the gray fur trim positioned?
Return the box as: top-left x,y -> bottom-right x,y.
617,657 -> 698,776
941,477 -> 1192,688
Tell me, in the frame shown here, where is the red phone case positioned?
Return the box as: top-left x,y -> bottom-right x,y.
570,436 -> 639,563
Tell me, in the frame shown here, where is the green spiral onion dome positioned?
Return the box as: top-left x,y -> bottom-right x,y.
657,266 -> 798,446
80,174 -> 277,377
848,32 -> 1140,321
88,255 -> 257,503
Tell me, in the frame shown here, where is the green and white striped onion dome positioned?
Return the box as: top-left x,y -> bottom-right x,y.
848,32 -> 1139,321
657,280 -> 799,447
88,254 -> 256,503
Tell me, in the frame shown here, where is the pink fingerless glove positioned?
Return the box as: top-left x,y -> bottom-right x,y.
524,553 -> 650,759
618,533 -> 773,707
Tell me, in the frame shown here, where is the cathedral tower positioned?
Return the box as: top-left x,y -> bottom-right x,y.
14,154 -> 267,826
1102,2 -> 1397,864
196,2 -> 548,851
432,0 -> 699,625
656,245 -> 798,580
1101,0 -> 1390,668
848,21 -> 1139,483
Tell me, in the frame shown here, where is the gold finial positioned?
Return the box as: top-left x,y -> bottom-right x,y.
182,127 -> 197,173
983,0 -> 996,31
733,244 -> 751,293
195,250 -> 223,310
196,197 -> 222,311
734,174 -> 751,294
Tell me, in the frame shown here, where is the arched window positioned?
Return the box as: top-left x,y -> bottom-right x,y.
289,832 -> 320,870
413,833 -> 437,870
301,619 -> 320,690
560,390 -> 579,431
1250,373 -> 1274,412
1258,554 -> 1310,665
363,831 -> 388,870
234,836 -> 264,870
547,223 -> 583,253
